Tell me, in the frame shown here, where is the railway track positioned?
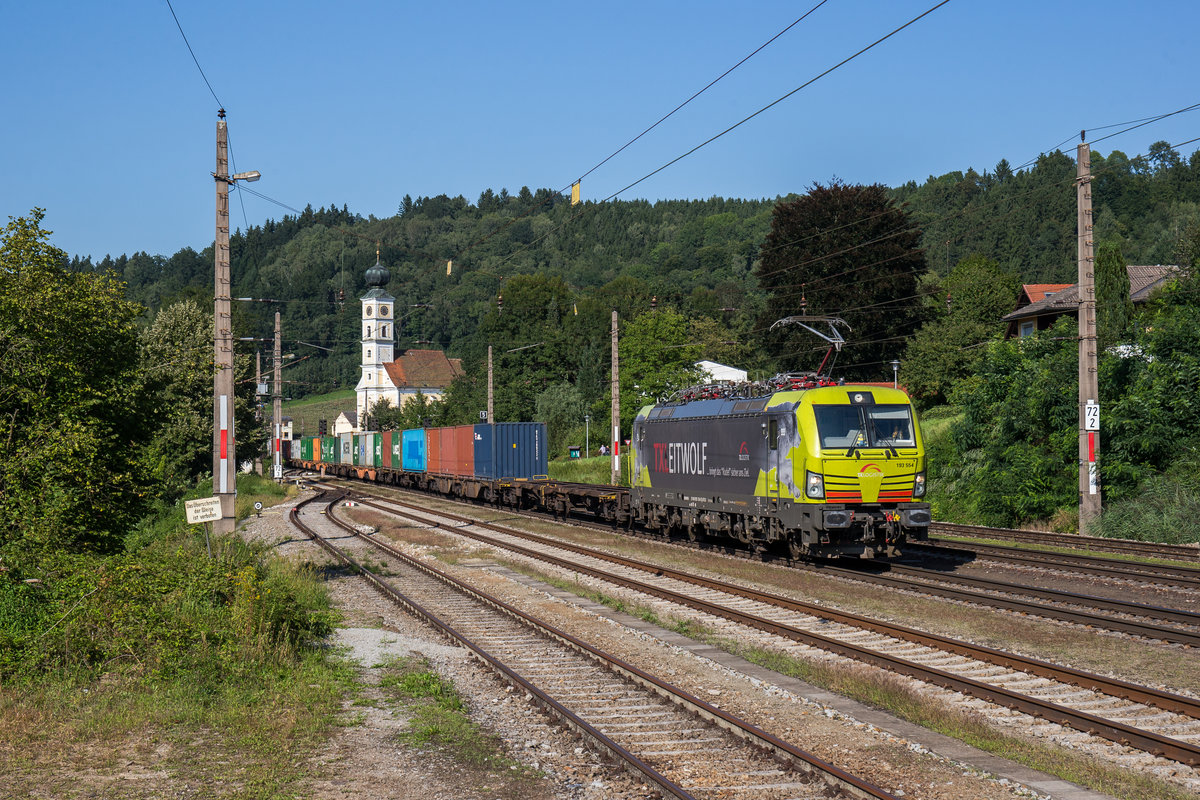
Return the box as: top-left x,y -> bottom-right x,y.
319,477 -> 1200,647
326,483 -> 1200,772
289,490 -> 898,800
929,521 -> 1200,564
909,540 -> 1200,591
800,559 -> 1200,646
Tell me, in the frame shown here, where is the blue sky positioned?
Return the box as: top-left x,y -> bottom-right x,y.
4,1 -> 1199,260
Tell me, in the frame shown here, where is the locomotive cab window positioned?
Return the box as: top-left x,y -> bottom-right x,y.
814,404 -> 915,450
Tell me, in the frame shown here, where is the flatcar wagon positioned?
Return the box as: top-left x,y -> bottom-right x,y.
291,381 -> 929,560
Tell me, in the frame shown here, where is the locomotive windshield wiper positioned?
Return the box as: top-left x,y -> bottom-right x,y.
844,429 -> 865,458
868,418 -> 899,459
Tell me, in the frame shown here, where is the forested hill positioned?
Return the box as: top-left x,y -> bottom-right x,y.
66,142 -> 1200,402
895,145 -> 1200,281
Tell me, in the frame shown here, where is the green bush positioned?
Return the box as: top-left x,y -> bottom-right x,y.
1,533 -> 335,684
0,475 -> 335,685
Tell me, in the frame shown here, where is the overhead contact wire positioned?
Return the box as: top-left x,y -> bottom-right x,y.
450,4 -> 830,268
597,0 -> 954,204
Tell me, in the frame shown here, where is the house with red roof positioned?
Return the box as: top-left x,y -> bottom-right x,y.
1001,266 -> 1179,338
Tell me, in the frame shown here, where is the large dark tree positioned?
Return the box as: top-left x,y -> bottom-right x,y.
756,182 -> 926,380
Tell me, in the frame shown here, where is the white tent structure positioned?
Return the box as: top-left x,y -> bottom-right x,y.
696,360 -> 748,382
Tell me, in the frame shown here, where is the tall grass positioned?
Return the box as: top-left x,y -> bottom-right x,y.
1,473 -> 350,797
1089,472 -> 1200,543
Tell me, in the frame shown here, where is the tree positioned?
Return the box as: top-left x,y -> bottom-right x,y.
138,300 -> 213,496
902,255 -> 1018,405
756,182 -> 925,379
535,382 -> 584,455
1094,240 -> 1132,349
370,393 -> 444,431
1102,268 -> 1200,490
615,309 -> 702,430
0,210 -> 151,556
937,320 -> 1080,527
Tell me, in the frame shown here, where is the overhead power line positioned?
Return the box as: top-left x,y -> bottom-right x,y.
1014,100 -> 1200,171
163,0 -> 222,108
470,1 -> 953,275
447,4 -> 831,269
573,1 -> 830,187
597,0 -> 954,204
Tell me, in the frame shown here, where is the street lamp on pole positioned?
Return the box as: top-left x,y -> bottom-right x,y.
585,414 -> 590,458
890,360 -> 900,389
213,108 -> 260,534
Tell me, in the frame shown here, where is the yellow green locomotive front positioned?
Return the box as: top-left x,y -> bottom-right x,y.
631,384 -> 930,558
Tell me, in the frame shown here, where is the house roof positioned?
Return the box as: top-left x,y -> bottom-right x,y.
382,349 -> 464,389
1128,264 -> 1180,301
1002,265 -> 1179,322
1020,283 -> 1073,304
336,410 -> 358,426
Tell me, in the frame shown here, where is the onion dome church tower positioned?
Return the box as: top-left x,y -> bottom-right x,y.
355,252 -> 395,428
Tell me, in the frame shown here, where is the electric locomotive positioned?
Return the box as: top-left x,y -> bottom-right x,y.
630,377 -> 930,558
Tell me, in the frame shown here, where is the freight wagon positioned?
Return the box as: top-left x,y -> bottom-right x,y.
296,422 -> 548,487
292,381 -> 928,559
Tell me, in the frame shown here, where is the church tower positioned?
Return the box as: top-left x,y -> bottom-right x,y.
356,253 -> 395,428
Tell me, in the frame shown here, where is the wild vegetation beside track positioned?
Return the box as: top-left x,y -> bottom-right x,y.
0,474 -> 354,800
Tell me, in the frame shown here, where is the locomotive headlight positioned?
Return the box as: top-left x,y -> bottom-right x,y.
805,471 -> 824,499
913,471 -> 927,498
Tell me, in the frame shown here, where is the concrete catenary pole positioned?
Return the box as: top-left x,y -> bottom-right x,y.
1077,138 -> 1102,530
274,311 -> 283,482
487,344 -> 494,424
611,310 -> 620,486
213,110 -> 236,534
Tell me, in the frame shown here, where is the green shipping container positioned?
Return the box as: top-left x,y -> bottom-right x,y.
300,437 -> 314,462
321,436 -> 337,463
355,432 -> 381,467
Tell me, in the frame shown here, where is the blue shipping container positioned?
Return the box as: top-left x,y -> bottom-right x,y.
402,428 -> 427,472
473,422 -> 548,479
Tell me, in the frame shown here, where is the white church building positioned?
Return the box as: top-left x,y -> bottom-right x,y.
353,256 -> 463,429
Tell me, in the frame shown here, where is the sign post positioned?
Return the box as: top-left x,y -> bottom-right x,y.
186,497 -> 223,557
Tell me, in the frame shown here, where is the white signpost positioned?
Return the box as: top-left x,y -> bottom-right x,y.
185,496 -> 223,556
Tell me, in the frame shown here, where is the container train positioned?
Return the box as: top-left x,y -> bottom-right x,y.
293,380 -> 930,559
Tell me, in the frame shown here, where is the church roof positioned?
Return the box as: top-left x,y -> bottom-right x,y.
361,255 -> 394,301
383,349 -> 464,389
